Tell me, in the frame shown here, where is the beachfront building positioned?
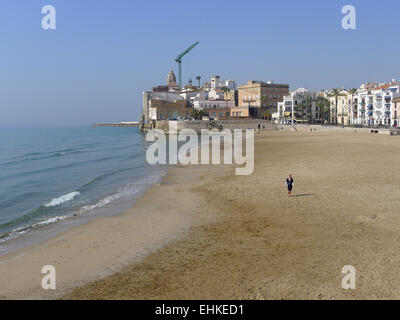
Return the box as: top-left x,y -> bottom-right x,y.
328,90 -> 351,126
238,81 -> 289,119
142,86 -> 187,122
193,100 -> 235,119
230,106 -> 249,118
353,80 -> 400,126
393,97 -> 400,126
277,88 -> 320,124
148,99 -> 189,120
193,100 -> 235,110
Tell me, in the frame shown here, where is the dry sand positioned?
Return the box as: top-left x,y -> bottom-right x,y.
2,130 -> 400,299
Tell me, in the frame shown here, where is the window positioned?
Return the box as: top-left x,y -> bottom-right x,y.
219,112 -> 223,117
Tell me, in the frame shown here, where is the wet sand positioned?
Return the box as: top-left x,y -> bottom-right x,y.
3,130 -> 400,299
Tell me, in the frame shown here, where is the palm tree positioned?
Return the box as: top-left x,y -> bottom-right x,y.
296,102 -> 307,122
304,94 -> 315,124
196,75 -> 201,88
261,95 -> 272,120
261,95 -> 269,107
348,88 -> 357,126
329,89 -> 345,125
315,96 -> 330,124
221,87 -> 230,101
191,109 -> 208,120
263,110 -> 272,120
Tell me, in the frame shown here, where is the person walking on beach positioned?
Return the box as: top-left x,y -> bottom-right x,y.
286,174 -> 294,197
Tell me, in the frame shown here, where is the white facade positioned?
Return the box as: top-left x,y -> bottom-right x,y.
277,88 -> 319,124
180,90 -> 208,103
353,81 -> 400,126
208,88 -> 225,100
210,75 -> 237,90
142,91 -> 184,120
193,100 -> 235,110
329,90 -> 351,125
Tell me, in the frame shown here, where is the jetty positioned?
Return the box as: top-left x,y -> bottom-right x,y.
92,122 -> 139,127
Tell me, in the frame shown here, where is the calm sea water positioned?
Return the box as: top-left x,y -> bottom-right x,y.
0,126 -> 167,249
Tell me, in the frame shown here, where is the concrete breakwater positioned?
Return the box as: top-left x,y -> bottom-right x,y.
93,122 -> 139,127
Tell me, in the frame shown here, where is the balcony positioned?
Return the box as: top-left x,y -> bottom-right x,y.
385,111 -> 391,116
367,111 -> 373,116
367,105 -> 373,110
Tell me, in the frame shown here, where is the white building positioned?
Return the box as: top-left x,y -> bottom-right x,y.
208,88 -> 225,100
210,75 -> 237,90
353,80 -> 400,126
180,88 -> 208,104
193,100 -> 235,110
142,90 -> 185,121
277,88 -> 319,124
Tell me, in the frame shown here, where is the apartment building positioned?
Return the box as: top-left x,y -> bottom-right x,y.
277,88 -> 319,124
238,81 -> 289,119
354,80 -> 400,126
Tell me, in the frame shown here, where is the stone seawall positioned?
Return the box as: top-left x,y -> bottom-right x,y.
153,119 -> 276,133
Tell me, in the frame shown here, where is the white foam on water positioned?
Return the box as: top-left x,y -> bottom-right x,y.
0,167 -> 168,248
45,191 -> 80,207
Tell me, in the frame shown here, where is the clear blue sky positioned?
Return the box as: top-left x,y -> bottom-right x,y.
1,0 -> 399,125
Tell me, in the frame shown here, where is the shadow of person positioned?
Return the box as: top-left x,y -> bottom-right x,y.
293,193 -> 315,197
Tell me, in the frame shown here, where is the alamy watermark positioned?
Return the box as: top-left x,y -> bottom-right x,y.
145,122 -> 254,175
341,265 -> 356,290
41,265 -> 56,290
341,5 -> 356,30
41,5 -> 56,30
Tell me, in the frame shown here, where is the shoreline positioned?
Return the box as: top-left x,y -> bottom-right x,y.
0,163 -> 231,299
0,166 -> 169,257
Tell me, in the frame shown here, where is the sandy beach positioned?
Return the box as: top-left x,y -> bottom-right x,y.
2,129 -> 400,299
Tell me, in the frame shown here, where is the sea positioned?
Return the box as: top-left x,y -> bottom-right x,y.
0,126 -> 168,255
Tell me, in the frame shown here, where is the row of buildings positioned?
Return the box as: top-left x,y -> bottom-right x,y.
327,80 -> 400,127
141,70 -> 400,127
141,69 -> 290,123
275,80 -> 400,126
